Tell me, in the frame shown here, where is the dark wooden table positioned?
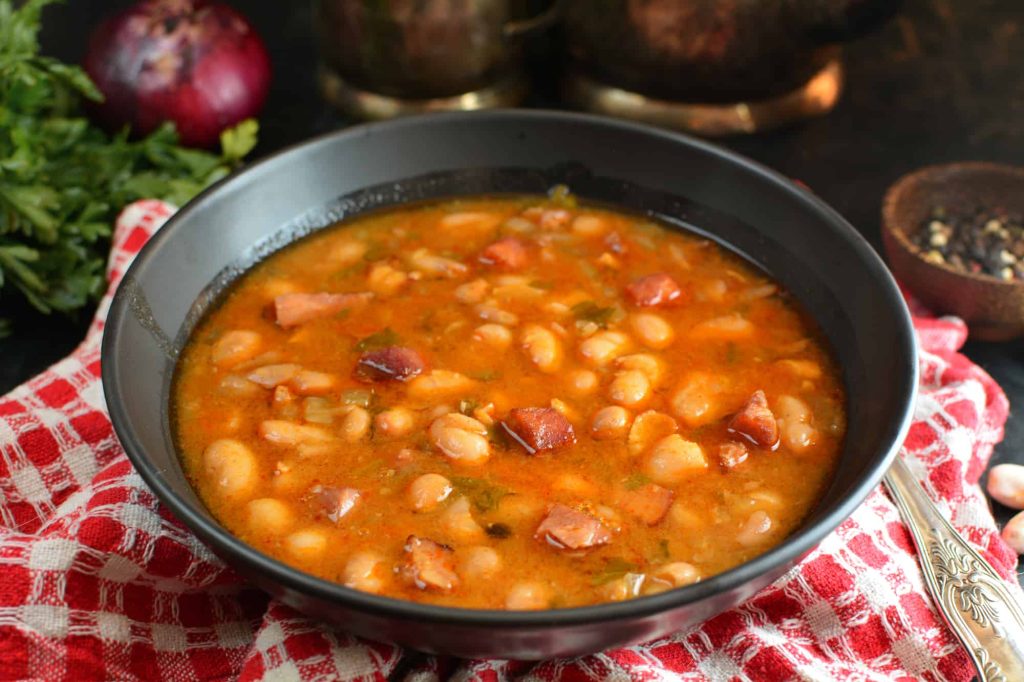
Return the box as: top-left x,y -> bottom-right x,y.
7,1 -> 1021,587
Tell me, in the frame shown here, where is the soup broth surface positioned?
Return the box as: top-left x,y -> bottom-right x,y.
174,194 -> 845,609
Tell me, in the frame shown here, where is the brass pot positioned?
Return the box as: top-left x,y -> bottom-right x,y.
563,0 -> 899,102
314,0 -> 559,100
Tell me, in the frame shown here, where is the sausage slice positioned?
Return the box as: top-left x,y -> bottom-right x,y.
617,483 -> 675,526
728,390 -> 779,448
273,292 -> 372,327
718,442 -> 750,470
479,237 -> 529,269
535,504 -> 612,550
624,273 -> 683,307
401,535 -> 459,592
314,486 -> 361,522
501,407 -> 576,454
354,346 -> 426,383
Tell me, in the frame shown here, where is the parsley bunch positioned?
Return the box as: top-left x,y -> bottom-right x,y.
0,0 -> 258,335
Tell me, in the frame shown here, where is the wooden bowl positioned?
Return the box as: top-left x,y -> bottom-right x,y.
882,161 -> 1024,341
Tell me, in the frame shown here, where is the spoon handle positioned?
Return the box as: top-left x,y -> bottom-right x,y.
884,456 -> 1024,682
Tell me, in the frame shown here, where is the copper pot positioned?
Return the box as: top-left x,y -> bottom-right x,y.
314,0 -> 559,100
563,0 -> 899,102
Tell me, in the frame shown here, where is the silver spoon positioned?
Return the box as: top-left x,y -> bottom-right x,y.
884,456 -> 1024,681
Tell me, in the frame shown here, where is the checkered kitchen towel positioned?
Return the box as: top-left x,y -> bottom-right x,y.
0,200 -> 1020,681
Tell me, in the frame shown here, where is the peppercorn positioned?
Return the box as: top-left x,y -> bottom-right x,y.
913,204 -> 1024,280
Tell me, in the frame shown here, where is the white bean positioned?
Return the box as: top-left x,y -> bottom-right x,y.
571,214 -> 609,236
408,370 -> 475,401
670,372 -> 722,427
460,546 -> 502,580
505,582 -> 551,610
775,395 -> 812,423
409,473 -> 453,512
290,370 -> 335,395
591,406 -> 631,440
247,364 -> 301,388
987,464 -> 1024,509
430,413 -> 491,465
456,278 -> 490,304
475,303 -> 519,326
567,369 -> 599,395
608,370 -> 651,408
285,528 -> 328,560
737,510 -> 774,547
579,331 -> 631,367
440,496 -> 485,542
781,421 -> 817,453
343,551 -> 386,593
473,323 -> 512,349
329,239 -> 367,266
521,324 -> 563,373
211,330 -> 262,368
259,420 -> 332,446
603,573 -> 646,601
630,313 -> 675,349
690,314 -> 754,341
340,406 -> 371,442
616,354 -> 665,385
375,407 -> 415,439
203,439 -> 256,499
367,262 -> 408,296
246,498 -> 293,535
776,359 -> 823,380
652,562 -> 700,587
644,435 -> 707,485
627,410 -> 677,456
408,248 -> 468,278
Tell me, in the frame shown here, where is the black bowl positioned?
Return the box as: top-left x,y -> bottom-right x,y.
102,110 -> 917,659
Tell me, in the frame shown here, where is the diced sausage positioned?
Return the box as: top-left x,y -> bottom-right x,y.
273,292 -> 372,327
624,273 -> 683,307
401,535 -> 459,592
617,483 -> 675,525
535,504 -> 612,550
501,407 -> 576,454
480,237 -> 529,269
728,390 -> 779,448
354,346 -> 426,383
718,441 -> 750,470
313,485 -> 361,522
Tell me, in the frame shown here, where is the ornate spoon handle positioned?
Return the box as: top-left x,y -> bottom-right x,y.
884,456 -> 1024,682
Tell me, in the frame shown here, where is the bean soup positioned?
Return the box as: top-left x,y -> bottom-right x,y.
173,193 -> 846,609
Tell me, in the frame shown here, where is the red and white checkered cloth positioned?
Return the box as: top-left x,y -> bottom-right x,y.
0,200 -> 1021,681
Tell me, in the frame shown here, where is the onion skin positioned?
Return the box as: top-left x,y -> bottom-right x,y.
85,0 -> 271,148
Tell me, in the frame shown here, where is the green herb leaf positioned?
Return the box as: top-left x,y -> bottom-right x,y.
458,398 -> 478,415
450,476 -> 510,513
0,0 -> 257,334
219,119 -> 259,162
362,242 -> 388,262
623,472 -> 651,490
341,388 -> 373,408
468,369 -> 499,382
354,328 -> 400,352
571,301 -> 616,327
656,539 -> 670,560
590,557 -> 639,586
725,343 -> 738,364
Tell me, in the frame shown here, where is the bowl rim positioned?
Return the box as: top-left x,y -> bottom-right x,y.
882,160 -> 1024,289
102,109 -> 918,629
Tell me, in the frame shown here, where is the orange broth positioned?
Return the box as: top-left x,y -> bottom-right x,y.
173,194 -> 845,609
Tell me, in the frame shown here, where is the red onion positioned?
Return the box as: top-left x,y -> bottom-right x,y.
84,0 -> 271,148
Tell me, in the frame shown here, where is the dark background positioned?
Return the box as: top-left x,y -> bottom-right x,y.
3,1 -> 1021,585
